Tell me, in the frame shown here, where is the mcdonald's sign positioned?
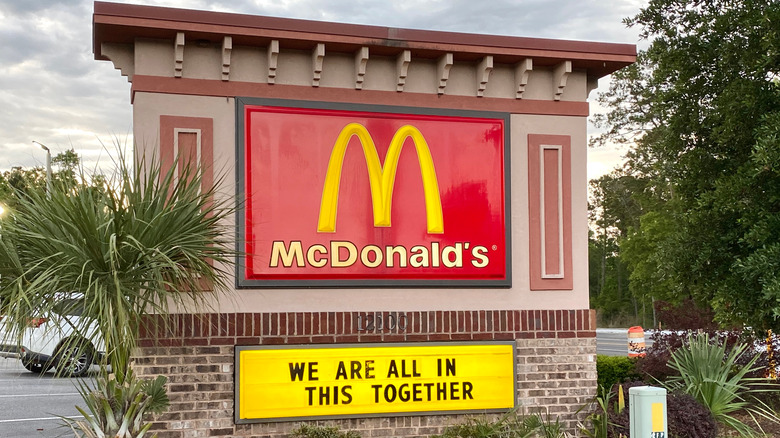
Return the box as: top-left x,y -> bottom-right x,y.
237,99 -> 510,287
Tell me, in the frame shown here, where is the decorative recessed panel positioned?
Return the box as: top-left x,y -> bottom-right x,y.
528,134 -> 572,290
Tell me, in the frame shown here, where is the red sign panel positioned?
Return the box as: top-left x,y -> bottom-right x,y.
240,101 -> 509,286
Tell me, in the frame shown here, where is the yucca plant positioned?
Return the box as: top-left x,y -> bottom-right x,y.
0,151 -> 233,434
665,333 -> 779,436
0,153 -> 232,379
67,368 -> 169,438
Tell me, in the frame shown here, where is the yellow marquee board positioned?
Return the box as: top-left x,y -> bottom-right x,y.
235,342 -> 516,423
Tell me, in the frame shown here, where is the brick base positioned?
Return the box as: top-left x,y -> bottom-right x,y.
134,309 -> 596,438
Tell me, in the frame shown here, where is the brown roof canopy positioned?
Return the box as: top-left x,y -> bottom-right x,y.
93,1 -> 635,79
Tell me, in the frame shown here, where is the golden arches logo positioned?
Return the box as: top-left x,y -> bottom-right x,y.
318,123 -> 444,234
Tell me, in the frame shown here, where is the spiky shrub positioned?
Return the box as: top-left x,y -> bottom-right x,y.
0,155 -> 232,380
0,154 -> 233,435
665,333 -> 779,436
67,368 -> 169,438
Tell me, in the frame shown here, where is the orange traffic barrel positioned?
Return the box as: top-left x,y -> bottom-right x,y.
628,326 -> 646,358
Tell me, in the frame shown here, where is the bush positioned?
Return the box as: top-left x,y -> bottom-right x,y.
607,381 -> 718,438
654,299 -> 719,331
434,411 -> 567,438
635,329 -> 780,383
664,333 -> 777,436
665,392 -> 719,438
291,424 -> 361,438
596,355 -> 640,395
634,330 -> 684,382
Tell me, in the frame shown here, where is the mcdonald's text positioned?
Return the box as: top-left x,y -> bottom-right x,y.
270,241 -> 490,269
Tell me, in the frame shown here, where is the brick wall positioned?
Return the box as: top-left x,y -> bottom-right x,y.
134,309 -> 597,438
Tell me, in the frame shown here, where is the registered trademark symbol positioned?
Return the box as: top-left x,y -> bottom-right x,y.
492,245 -> 498,251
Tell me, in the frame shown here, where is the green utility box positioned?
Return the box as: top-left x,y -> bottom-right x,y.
629,386 -> 667,438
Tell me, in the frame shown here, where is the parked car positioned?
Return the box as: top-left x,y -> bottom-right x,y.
0,296 -> 105,377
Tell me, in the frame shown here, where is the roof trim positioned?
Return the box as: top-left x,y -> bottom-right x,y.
93,1 -> 635,78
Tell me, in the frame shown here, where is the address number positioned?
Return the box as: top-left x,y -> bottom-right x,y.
356,312 -> 408,332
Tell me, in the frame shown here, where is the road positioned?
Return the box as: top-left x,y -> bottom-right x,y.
0,357 -> 94,438
596,328 -> 654,356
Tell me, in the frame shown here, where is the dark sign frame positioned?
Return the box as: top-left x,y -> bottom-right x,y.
235,97 -> 512,288
234,341 -> 518,424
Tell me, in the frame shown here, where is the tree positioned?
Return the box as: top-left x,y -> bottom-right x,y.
593,0 -> 780,330
50,148 -> 81,189
0,149 -> 84,209
0,155 -> 233,380
0,166 -> 47,208
589,171 -> 650,325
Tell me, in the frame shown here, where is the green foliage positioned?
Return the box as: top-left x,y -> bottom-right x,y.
0,149 -> 87,210
0,166 -> 47,209
535,414 -> 570,438
653,299 -> 719,331
434,411 -> 568,438
0,152 -> 233,381
1,151 -> 234,436
588,172 -> 654,327
577,387 -> 613,438
596,356 -> 640,397
291,424 -> 362,438
66,369 -> 169,438
591,0 -> 780,330
50,149 -> 80,189
664,333 -> 779,435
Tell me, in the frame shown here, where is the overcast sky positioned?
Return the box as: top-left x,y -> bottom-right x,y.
0,0 -> 645,179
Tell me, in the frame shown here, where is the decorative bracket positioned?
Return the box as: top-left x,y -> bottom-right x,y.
221,36 -> 232,81
553,60 -> 572,101
174,32 -> 184,78
437,53 -> 453,95
396,50 -> 411,92
312,43 -> 325,87
514,58 -> 533,99
267,40 -> 279,84
100,43 -> 134,82
355,46 -> 369,90
476,55 -> 493,97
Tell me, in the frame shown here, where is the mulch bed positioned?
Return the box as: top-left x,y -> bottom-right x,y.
718,411 -> 780,438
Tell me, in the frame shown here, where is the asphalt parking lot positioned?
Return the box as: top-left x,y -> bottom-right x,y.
0,357 -> 94,438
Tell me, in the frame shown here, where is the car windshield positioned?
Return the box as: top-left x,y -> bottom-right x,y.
52,298 -> 85,317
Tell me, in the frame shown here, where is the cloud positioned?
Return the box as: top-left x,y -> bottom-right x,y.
0,0 -> 643,175
0,0 -> 131,171
0,0 -> 84,17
